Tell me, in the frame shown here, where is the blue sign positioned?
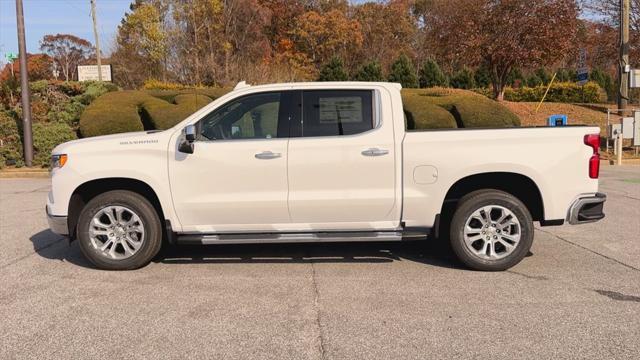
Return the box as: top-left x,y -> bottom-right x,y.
548,114 -> 568,127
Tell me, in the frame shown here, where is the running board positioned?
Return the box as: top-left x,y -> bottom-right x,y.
176,231 -> 427,245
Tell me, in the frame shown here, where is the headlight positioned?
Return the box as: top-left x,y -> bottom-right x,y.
51,154 -> 68,169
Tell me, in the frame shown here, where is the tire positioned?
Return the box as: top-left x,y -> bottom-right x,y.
77,190 -> 162,270
449,189 -> 533,271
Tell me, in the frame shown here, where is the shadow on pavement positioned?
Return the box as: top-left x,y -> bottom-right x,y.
30,228 -> 464,270
29,229 -> 94,268
157,240 -> 464,269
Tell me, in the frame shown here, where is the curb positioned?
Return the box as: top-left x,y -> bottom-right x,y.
601,158 -> 640,166
0,168 -> 50,179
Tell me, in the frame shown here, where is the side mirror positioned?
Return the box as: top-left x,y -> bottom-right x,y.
185,124 -> 196,142
179,125 -> 196,154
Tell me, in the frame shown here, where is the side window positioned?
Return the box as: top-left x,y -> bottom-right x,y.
198,92 -> 282,140
301,90 -> 374,137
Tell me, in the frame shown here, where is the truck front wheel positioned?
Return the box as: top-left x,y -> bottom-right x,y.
77,190 -> 163,270
449,189 -> 534,271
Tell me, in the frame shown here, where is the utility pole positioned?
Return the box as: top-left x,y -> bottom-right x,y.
618,0 -> 630,112
90,0 -> 102,81
15,0 -> 33,167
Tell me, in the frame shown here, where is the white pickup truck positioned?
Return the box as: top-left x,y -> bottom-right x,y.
47,82 -> 606,271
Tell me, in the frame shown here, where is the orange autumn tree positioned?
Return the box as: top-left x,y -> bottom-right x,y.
419,0 -> 579,100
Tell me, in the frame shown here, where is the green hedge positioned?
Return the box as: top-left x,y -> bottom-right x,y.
504,82 -> 606,103
401,88 -> 520,129
0,111 -> 77,168
79,86 -> 519,137
79,89 -> 229,137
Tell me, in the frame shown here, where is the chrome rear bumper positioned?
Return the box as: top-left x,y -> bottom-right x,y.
567,193 -> 606,225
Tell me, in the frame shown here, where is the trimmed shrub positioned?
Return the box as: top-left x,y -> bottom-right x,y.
32,122 -> 77,167
141,93 -> 213,129
79,89 -> 229,137
0,111 -> 23,167
389,54 -> 418,88
402,88 -> 520,129
79,91 -> 149,137
354,61 -> 384,82
402,91 -> 457,129
318,57 -> 348,81
504,82 -> 606,103
0,111 -> 77,167
419,59 -> 448,88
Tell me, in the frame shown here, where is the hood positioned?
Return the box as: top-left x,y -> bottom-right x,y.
52,130 -> 168,155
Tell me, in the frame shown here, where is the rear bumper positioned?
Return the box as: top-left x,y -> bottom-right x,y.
46,206 -> 68,236
567,192 -> 606,225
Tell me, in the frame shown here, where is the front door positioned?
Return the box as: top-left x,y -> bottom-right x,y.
169,91 -> 293,232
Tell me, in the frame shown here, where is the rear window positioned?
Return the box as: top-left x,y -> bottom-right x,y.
300,90 -> 374,137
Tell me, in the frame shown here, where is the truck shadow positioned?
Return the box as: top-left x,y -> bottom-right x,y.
30,229 -> 465,270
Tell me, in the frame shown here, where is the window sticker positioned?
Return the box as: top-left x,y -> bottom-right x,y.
318,97 -> 363,123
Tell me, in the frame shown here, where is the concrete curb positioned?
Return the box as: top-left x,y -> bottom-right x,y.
0,168 -> 50,179
601,158 -> 640,166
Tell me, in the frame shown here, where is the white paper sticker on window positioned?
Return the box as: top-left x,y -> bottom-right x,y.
318,97 -> 363,123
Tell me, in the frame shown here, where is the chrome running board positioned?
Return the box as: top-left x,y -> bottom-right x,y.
176,231 -> 427,245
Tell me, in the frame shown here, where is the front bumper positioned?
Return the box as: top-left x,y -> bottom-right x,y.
46,206 -> 69,236
567,192 -> 606,225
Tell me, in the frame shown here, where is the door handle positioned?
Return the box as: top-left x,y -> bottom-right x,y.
255,151 -> 282,159
361,148 -> 389,157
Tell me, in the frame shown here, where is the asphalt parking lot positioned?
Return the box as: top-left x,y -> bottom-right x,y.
1,166 -> 639,359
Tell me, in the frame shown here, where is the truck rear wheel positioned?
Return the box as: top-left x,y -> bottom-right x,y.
449,189 -> 533,271
77,190 -> 162,270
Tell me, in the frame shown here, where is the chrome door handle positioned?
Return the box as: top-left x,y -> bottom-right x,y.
255,151 -> 282,159
361,148 -> 389,157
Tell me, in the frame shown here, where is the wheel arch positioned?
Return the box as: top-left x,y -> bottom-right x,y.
441,172 -> 545,222
68,177 -> 166,240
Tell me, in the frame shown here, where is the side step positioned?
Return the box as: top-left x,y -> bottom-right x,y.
176,231 -> 427,245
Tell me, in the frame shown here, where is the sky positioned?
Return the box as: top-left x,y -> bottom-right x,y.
0,0 -> 132,64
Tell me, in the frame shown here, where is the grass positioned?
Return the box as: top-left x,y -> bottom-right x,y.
501,102 -> 615,133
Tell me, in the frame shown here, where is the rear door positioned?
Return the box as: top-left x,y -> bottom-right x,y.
287,89 -> 398,230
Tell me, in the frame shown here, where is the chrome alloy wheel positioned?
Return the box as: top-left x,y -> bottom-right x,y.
463,205 -> 521,260
88,206 -> 145,260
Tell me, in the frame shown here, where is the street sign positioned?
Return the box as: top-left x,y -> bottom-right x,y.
577,67 -> 589,85
634,111 -> 640,147
630,69 -> 640,88
577,49 -> 588,85
77,65 -> 112,82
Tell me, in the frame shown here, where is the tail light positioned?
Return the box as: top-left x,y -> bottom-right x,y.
583,134 -> 600,179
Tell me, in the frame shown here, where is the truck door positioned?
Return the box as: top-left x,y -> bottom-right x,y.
287,89 -> 398,230
168,91 -> 295,232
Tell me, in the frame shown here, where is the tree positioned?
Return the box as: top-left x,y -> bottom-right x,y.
388,54 -> 418,88
534,68 -> 551,85
450,67 -> 476,89
318,57 -> 348,81
290,9 -> 363,68
590,68 -> 616,101
354,61 -> 384,81
353,1 -> 416,71
474,64 -> 491,88
419,59 -> 448,88
40,34 -> 94,81
420,0 -> 579,99
506,67 -> 525,87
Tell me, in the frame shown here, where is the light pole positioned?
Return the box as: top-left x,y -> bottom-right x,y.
15,0 -> 33,167
90,0 -> 102,81
618,0 -> 630,112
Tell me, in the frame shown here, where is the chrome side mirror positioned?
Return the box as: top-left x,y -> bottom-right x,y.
179,125 -> 196,154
